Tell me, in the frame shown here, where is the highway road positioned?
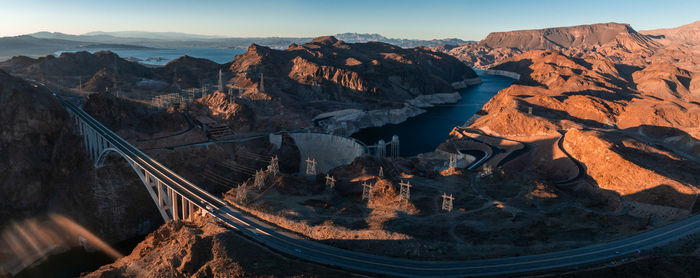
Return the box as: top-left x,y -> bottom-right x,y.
39,82 -> 700,277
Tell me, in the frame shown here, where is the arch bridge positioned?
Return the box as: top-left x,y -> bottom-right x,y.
52,93 -> 700,277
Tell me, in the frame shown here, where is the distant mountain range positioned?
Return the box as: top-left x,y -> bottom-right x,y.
0,31 -> 472,61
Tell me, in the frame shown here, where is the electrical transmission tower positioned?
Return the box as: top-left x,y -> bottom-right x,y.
325,174 -> 335,188
449,153 -> 458,169
480,164 -> 494,178
305,157 -> 317,176
378,166 -> 384,178
441,193 -> 454,212
259,72 -> 265,92
236,184 -> 248,203
362,181 -> 373,201
399,180 -> 411,201
268,156 -> 279,176
254,170 -> 265,190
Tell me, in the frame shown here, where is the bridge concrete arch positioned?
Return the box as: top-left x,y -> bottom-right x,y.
93,147 -> 180,221
48,90 -> 700,278
95,147 -> 132,169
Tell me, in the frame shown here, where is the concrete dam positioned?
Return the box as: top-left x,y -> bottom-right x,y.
269,132 -> 367,174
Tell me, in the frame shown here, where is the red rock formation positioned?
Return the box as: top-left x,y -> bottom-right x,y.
469,50 -> 700,210
84,220 -> 349,277
228,36 -> 477,105
437,22 -> 700,73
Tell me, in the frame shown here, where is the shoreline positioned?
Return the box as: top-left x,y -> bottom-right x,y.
483,69 -> 521,80
314,76 -> 483,136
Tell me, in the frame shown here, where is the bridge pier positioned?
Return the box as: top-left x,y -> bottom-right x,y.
181,196 -> 188,221
68,105 -> 205,224
171,189 -> 179,220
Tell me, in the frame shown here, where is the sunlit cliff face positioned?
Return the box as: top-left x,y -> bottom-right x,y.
0,214 -> 122,275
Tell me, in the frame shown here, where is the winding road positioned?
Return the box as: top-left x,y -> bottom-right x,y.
38,82 -> 700,277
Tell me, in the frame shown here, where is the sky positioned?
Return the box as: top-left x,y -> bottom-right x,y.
0,0 -> 698,40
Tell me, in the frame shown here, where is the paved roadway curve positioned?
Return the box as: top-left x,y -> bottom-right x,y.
43,84 -> 700,277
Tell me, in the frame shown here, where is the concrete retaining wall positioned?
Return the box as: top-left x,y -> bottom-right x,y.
270,133 -> 367,173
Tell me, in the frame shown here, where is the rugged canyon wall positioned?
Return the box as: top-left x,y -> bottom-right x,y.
0,70 -> 163,274
466,49 -> 700,211
198,36 -> 481,134
437,22 -> 700,73
0,37 -> 483,135
84,220 -> 350,278
0,69 -> 68,222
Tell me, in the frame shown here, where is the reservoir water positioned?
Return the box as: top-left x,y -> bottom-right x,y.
21,51 -> 512,276
351,71 -> 515,156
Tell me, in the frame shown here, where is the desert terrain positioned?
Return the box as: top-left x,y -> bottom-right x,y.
0,20 -> 698,278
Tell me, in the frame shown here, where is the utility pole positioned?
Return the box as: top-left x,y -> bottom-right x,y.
259,72 -> 265,92
400,180 -> 411,201
325,174 -> 335,188
305,157 -> 317,176
362,181 -> 373,201
218,69 -> 224,92
268,156 -> 279,176
441,193 -> 454,212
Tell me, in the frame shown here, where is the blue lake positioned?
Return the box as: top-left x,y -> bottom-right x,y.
56,47 -> 246,65
351,71 -> 515,156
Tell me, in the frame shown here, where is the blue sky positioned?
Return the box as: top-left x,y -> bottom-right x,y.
0,0 -> 698,40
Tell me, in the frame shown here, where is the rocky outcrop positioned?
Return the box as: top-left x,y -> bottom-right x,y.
435,22 -> 700,72
0,70 -> 164,274
563,129 -> 698,210
0,70 -> 68,222
83,92 -> 188,135
641,21 -> 700,73
156,55 -> 223,89
480,23 -> 651,50
84,220 -> 349,277
465,50 -> 700,209
0,51 -> 223,94
189,36 -> 481,134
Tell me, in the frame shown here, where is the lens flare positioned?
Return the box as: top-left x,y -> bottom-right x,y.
0,214 -> 123,275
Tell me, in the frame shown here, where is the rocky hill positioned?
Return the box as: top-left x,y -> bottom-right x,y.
0,70 -> 68,222
640,21 -> 700,73
0,70 -> 165,275
0,51 -> 226,96
84,220 -> 351,278
158,55 -> 223,89
470,50 -> 700,210
480,23 -> 652,50
335,32 -> 471,48
205,36 -> 478,134
436,22 -> 700,72
642,21 -> 700,46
